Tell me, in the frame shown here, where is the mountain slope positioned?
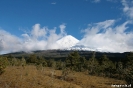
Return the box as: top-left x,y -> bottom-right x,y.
56,35 -> 79,49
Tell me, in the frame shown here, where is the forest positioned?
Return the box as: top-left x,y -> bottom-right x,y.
0,50 -> 133,88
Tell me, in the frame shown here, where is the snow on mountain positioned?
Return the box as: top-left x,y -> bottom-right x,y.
56,35 -> 79,49
56,35 -> 107,52
56,35 -> 117,52
69,45 -> 96,51
70,44 -> 107,52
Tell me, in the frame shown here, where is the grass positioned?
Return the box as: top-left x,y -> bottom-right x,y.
0,65 -> 126,88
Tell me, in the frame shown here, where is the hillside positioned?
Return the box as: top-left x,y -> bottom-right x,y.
3,50 -> 128,62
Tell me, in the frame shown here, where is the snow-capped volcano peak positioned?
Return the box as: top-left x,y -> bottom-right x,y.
56,35 -> 79,49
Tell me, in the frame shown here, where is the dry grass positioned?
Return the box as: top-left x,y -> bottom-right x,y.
0,65 -> 126,88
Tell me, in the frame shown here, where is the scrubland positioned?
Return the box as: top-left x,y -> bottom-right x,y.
0,65 -> 126,88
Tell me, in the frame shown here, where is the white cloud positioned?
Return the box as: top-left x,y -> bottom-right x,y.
31,24 -> 47,40
79,20 -> 133,53
122,0 -> 133,19
51,2 -> 56,5
78,1 -> 133,53
59,24 -> 67,36
82,20 -> 115,36
92,0 -> 100,3
0,24 -> 67,54
0,30 -> 23,53
107,0 -> 118,3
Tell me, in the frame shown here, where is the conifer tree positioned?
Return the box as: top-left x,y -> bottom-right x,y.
123,52 -> 133,85
66,51 -> 80,70
87,52 -> 99,75
27,54 -> 37,63
99,54 -> 115,77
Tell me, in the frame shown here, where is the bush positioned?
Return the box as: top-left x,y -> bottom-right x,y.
0,56 -> 9,75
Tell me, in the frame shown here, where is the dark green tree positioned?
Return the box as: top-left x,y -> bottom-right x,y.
66,51 -> 80,67
77,56 -> 86,72
36,56 -> 47,66
87,52 -> 99,75
116,61 -> 124,79
27,54 -> 37,64
123,52 -> 133,85
47,59 -> 56,69
56,59 -> 64,70
65,51 -> 86,71
99,54 -> 115,77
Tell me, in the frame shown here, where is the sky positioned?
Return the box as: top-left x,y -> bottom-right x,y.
0,0 -> 133,54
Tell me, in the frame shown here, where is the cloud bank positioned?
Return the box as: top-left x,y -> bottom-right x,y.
79,20 -> 133,52
77,0 -> 133,53
0,24 -> 66,54
0,19 -> 133,54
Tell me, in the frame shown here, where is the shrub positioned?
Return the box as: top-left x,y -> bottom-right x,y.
0,56 -> 9,75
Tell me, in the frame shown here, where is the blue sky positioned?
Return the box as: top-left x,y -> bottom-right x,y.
0,0 -> 133,53
0,0 -> 124,39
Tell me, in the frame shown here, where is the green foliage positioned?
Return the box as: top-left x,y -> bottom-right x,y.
56,60 -> 64,70
27,54 -> 38,64
2,51 -> 133,85
117,61 -> 123,74
87,52 -> 99,75
10,58 -> 20,66
76,57 -> 87,72
0,56 -> 9,75
47,59 -> 56,69
123,53 -> 133,85
62,67 -> 71,80
66,51 -> 80,67
36,64 -> 43,70
36,56 -> 47,67
65,51 -> 86,72
98,54 -> 115,77
7,54 -> 14,59
21,57 -> 26,67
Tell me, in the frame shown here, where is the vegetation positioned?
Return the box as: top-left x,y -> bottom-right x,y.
0,56 -> 9,75
0,51 -> 133,87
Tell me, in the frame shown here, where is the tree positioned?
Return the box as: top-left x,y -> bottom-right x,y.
123,52 -> 133,85
116,61 -> 124,79
77,56 -> 86,72
65,51 -> 86,71
66,51 -> 80,67
36,56 -> 47,66
27,54 -> 37,64
99,54 -> 115,77
47,59 -> 56,69
56,60 -> 64,70
87,52 -> 99,75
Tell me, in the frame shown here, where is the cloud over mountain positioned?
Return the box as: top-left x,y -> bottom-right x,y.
0,24 -> 67,54
79,20 -> 133,52
0,19 -> 133,54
